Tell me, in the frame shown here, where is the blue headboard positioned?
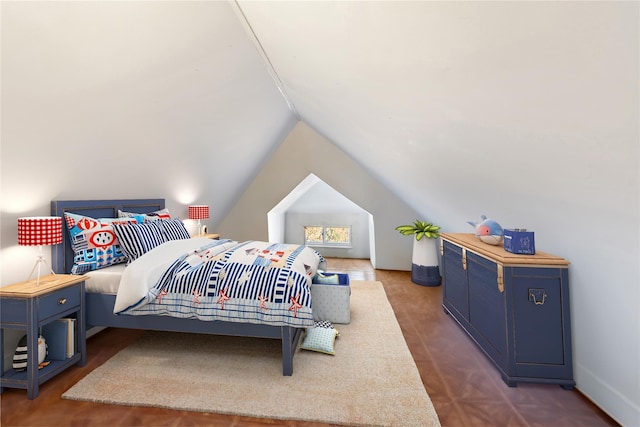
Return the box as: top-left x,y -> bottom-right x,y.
50,198 -> 165,274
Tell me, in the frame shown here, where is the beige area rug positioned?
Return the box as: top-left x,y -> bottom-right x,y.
63,281 -> 440,426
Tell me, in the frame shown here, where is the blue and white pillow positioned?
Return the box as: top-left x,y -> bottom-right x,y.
112,218 -> 191,262
118,208 -> 171,222
112,221 -> 166,262
64,212 -> 136,274
159,218 -> 191,240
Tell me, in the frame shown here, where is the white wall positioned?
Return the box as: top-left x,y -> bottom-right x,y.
0,1 -> 296,287
216,121 -> 423,270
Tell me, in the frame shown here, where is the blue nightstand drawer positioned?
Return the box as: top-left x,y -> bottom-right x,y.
39,284 -> 81,320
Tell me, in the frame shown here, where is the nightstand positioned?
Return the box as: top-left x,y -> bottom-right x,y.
0,274 -> 87,399
196,233 -> 220,240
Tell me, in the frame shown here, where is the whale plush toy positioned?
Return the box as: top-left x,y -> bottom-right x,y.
468,215 -> 504,245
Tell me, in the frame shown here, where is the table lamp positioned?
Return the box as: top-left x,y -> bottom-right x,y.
18,216 -> 63,286
188,205 -> 209,236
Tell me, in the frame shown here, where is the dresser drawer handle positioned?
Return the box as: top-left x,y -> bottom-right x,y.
528,289 -> 547,305
58,298 -> 67,305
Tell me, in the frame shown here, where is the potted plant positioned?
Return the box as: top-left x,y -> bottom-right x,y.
396,220 -> 441,286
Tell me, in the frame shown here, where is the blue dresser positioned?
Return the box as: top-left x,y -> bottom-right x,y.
441,233 -> 574,389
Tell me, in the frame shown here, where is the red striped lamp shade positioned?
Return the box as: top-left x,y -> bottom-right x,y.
188,205 -> 209,220
17,216 -> 63,246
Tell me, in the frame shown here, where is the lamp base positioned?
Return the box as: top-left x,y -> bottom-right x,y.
191,220 -> 208,237
27,254 -> 57,287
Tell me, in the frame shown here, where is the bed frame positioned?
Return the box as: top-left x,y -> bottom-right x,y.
50,199 -> 304,375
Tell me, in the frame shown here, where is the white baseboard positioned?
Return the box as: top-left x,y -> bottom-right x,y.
575,363 -> 639,426
86,326 -> 106,339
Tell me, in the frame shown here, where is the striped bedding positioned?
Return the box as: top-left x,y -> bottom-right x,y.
115,239 -> 326,328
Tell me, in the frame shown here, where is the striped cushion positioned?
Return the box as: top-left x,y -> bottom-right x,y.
112,222 -> 166,262
160,218 -> 191,240
112,219 -> 190,262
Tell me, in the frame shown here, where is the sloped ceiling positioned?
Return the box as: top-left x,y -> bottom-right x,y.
235,1 -> 636,229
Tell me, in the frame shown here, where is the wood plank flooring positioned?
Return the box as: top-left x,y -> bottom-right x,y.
1,258 -> 618,426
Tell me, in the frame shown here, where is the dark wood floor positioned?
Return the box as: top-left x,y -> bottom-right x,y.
1,258 -> 618,426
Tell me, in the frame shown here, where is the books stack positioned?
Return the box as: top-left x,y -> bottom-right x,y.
42,318 -> 76,360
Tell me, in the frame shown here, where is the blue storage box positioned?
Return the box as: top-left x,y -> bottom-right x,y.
311,272 -> 351,324
504,229 -> 536,255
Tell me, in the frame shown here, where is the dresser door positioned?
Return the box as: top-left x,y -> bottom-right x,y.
442,241 -> 469,320
467,252 -> 506,366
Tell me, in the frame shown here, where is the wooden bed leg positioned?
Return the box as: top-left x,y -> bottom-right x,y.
281,327 -> 303,376
282,327 -> 293,376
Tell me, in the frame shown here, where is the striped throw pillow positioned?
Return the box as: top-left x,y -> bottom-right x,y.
160,218 -> 191,240
112,221 -> 166,262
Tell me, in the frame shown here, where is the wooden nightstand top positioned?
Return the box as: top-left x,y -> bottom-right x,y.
0,274 -> 87,298
194,233 -> 220,239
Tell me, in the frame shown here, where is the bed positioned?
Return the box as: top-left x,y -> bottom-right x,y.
50,198 -> 325,375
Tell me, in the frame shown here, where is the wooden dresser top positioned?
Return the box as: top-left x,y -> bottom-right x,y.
441,233 -> 569,266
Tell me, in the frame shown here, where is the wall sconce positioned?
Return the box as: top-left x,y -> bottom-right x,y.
188,205 -> 209,236
17,216 -> 63,286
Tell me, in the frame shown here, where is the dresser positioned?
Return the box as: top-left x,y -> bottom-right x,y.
440,233 -> 574,389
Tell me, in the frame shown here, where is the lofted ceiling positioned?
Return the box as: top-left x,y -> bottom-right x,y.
232,0 -> 632,226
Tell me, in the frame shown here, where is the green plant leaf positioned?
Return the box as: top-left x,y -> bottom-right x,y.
396,218 -> 441,240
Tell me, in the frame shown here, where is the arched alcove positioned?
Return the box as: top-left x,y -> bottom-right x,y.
268,173 -> 373,259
